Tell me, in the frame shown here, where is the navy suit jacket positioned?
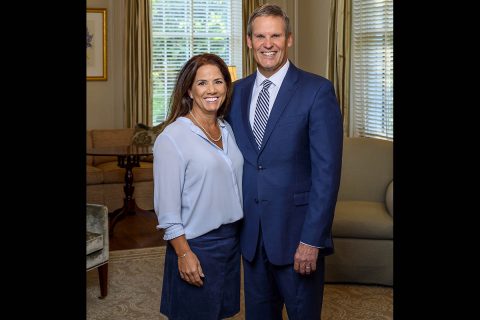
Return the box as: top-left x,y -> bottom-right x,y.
226,62 -> 343,265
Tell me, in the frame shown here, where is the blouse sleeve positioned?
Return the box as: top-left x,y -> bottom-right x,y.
153,133 -> 186,240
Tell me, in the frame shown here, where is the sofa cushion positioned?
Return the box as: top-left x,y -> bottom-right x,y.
87,165 -> 104,185
333,201 -> 393,240
87,131 -> 94,166
86,231 -> 104,255
96,161 -> 154,184
91,128 -> 136,165
87,184 -> 105,206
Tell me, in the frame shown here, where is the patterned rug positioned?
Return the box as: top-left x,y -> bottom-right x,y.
87,247 -> 392,320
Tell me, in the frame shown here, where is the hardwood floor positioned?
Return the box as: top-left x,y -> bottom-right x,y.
109,210 -> 166,251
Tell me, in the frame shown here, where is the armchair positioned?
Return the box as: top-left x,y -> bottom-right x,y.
325,137 -> 393,286
86,203 -> 109,298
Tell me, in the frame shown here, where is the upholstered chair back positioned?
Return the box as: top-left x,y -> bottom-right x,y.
337,137 -> 393,202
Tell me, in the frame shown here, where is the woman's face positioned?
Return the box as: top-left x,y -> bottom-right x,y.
188,64 -> 227,116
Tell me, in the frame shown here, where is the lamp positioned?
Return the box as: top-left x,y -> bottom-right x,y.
228,66 -> 237,82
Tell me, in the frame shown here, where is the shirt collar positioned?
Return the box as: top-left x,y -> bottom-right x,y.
255,60 -> 290,88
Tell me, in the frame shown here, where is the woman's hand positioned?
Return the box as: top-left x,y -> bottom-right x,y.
177,251 -> 205,287
169,235 -> 205,286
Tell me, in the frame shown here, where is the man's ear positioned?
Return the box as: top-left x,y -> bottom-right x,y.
287,33 -> 293,48
247,36 -> 253,49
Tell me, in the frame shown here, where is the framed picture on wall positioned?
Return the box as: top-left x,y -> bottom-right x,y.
87,8 -> 107,81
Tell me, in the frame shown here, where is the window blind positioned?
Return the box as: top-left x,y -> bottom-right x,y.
151,0 -> 242,125
350,0 -> 393,140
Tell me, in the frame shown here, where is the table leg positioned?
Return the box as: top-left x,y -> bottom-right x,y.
109,154 -> 146,236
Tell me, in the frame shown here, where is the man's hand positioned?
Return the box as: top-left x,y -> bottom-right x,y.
293,243 -> 319,275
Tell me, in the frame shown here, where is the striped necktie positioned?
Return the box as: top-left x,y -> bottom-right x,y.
253,79 -> 273,149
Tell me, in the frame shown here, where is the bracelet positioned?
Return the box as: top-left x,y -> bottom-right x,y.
178,251 -> 189,258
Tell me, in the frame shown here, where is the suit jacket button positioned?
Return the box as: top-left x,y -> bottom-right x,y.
258,165 -> 263,170
254,198 -> 259,204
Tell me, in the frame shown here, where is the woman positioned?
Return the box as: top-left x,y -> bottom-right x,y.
153,53 -> 244,319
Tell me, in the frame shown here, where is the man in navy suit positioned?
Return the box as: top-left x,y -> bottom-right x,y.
226,4 -> 343,319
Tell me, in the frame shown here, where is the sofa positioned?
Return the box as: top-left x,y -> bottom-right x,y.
325,137 -> 393,286
86,128 -> 154,212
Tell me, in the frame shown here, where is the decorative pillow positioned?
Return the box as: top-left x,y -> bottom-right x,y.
131,123 -> 162,146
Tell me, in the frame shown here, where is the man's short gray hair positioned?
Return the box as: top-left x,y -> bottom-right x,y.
246,4 -> 291,38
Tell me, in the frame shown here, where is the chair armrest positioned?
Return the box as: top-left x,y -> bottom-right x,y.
86,204 -> 109,268
385,180 -> 393,217
87,204 -> 109,237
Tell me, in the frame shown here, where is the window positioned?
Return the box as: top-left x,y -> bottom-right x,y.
351,0 -> 393,140
151,0 -> 243,125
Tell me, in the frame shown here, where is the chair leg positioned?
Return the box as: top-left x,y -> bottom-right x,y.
98,263 -> 108,299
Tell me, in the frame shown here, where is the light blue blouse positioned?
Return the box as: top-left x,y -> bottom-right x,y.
153,117 -> 244,240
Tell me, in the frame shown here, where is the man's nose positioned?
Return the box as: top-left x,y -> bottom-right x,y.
263,37 -> 273,48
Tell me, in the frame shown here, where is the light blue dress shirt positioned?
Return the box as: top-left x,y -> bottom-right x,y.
248,60 -> 290,127
153,117 -> 244,240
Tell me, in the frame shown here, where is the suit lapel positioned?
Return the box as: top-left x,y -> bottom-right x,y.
239,73 -> 259,153
259,64 -> 300,152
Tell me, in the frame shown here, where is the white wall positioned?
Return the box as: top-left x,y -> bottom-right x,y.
295,0 -> 331,77
86,0 -> 331,129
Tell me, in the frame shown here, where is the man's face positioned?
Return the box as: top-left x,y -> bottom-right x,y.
247,15 -> 293,78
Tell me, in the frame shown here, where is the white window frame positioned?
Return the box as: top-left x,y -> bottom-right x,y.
150,0 -> 242,126
350,0 -> 394,140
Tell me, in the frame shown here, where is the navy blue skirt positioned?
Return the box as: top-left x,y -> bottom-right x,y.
160,221 -> 241,320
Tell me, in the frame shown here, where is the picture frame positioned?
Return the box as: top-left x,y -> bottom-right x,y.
87,8 -> 107,81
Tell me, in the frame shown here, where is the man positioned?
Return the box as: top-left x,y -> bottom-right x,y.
226,4 -> 343,319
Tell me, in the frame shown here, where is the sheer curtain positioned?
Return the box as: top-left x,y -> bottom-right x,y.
124,0 -> 152,127
327,0 -> 351,137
